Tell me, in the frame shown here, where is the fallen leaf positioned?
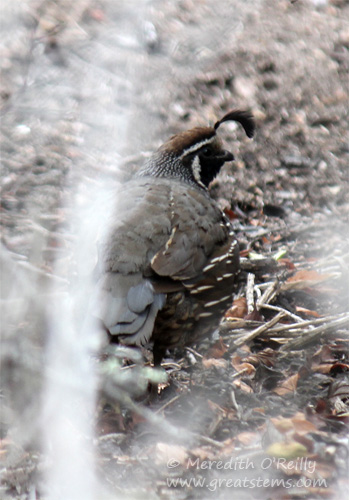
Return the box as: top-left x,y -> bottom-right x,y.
190,447 -> 215,462
293,433 -> 315,453
235,431 -> 259,446
244,309 -> 264,321
207,400 -> 226,414
312,363 -> 335,374
312,345 -> 335,364
270,413 -> 317,434
225,297 -> 247,319
232,379 -> 253,392
231,355 -> 256,375
207,337 -> 228,358
282,269 -> 335,291
202,357 -> 228,369
223,207 -> 239,220
253,407 -> 266,414
291,415 -> 318,434
266,441 -> 308,459
246,348 -> 276,367
273,373 -> 299,395
239,249 -> 250,257
278,258 -> 296,270
153,443 -> 189,466
295,306 -> 321,317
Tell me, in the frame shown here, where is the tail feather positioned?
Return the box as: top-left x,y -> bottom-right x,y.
92,272 -> 165,346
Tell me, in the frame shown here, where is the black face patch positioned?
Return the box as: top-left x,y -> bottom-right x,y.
198,149 -> 234,187
181,138 -> 235,188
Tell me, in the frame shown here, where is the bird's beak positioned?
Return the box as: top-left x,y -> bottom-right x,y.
220,150 -> 234,162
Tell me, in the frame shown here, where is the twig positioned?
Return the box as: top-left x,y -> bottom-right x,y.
220,319 -> 263,334
230,391 -> 240,415
155,394 -> 181,414
246,273 -> 255,313
194,433 -> 225,449
279,314 -> 349,352
255,281 -> 276,291
262,313 -> 349,335
28,220 -> 75,242
230,311 -> 287,348
231,368 -> 249,379
259,303 -> 305,323
186,347 -> 204,359
17,260 -> 69,285
257,279 -> 280,309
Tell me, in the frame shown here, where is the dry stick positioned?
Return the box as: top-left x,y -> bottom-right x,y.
279,314 -> 349,352
262,312 -> 349,335
221,312 -> 348,336
17,260 -> 69,285
256,279 -> 280,309
195,433 -> 226,449
104,384 -> 191,442
259,303 -> 305,323
231,368 -> 249,379
223,313 -> 349,342
155,394 -> 181,414
28,220 -> 75,242
246,273 -> 255,313
220,319 -> 263,333
186,346 -> 204,359
231,311 -> 287,348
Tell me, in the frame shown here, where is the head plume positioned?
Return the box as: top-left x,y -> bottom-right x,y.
214,109 -> 255,138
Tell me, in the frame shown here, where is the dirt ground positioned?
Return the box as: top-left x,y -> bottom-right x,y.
0,0 -> 348,499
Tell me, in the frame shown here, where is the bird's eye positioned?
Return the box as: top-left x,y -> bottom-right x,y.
201,146 -> 213,157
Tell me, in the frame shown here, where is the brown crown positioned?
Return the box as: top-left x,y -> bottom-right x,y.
159,127 -> 216,155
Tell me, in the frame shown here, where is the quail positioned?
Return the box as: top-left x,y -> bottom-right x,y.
93,110 -> 255,366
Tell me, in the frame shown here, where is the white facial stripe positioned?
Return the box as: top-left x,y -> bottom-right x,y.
179,136 -> 216,159
191,155 -> 206,188
191,155 -> 201,183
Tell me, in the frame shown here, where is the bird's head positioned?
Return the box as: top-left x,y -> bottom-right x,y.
139,110 -> 255,188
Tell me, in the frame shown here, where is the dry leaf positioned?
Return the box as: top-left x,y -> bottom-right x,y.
232,379 -> 253,392
270,413 -> 317,434
202,357 -> 228,369
231,355 -> 256,375
225,297 -> 247,319
295,306 -> 321,317
293,433 -> 315,454
312,363 -> 334,374
190,447 -> 215,462
244,309 -> 264,321
282,269 -> 334,291
245,348 -> 276,368
207,337 -> 228,358
312,345 -> 335,364
153,443 -> 189,466
266,441 -> 308,459
278,258 -> 296,270
235,431 -> 259,446
223,207 -> 239,220
273,373 -> 299,395
253,407 -> 266,415
291,415 -> 318,434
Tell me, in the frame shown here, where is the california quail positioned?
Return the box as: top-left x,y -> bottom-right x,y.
93,110 -> 255,365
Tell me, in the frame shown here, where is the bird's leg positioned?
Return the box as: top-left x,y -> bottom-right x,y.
153,344 -> 166,368
148,343 -> 166,400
